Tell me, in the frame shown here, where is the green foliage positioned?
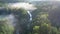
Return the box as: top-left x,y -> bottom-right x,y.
33,26 -> 40,34
0,5 -> 28,34
0,1 -> 60,34
33,26 -> 40,32
50,27 -> 58,34
0,18 -> 14,34
32,11 -> 60,34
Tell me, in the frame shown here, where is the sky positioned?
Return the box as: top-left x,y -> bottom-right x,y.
0,0 -> 60,3
27,0 -> 60,1
25,0 -> 60,2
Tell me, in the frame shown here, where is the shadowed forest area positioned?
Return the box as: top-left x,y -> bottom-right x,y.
0,1 -> 60,34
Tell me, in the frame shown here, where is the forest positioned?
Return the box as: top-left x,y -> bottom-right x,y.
0,1 -> 60,34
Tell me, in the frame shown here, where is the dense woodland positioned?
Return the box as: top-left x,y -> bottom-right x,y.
0,1 -> 60,34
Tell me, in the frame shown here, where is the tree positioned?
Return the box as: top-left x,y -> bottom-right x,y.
0,18 -> 14,34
